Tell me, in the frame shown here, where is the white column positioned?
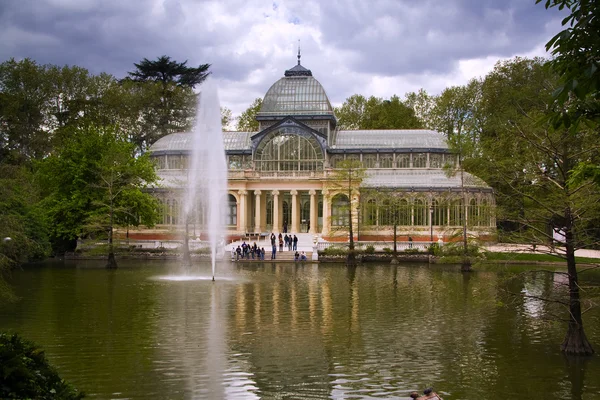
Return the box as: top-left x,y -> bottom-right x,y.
272,190 -> 280,233
290,190 -> 299,233
254,190 -> 262,233
309,189 -> 317,234
238,190 -> 247,233
321,189 -> 330,236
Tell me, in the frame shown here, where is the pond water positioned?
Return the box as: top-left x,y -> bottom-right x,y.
1,260 -> 599,399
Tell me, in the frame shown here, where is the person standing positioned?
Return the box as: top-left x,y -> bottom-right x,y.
271,244 -> 277,260
270,233 -> 276,247
293,234 -> 298,251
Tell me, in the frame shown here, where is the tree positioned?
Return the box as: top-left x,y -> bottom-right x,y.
537,0 -> 600,123
0,58 -> 53,163
430,80 -> 484,270
0,163 -> 51,302
0,333 -> 84,399
125,56 -> 211,150
327,159 -> 366,265
537,0 -> 600,189
37,123 -> 159,261
404,88 -> 435,129
236,97 -> 262,131
472,58 -> 599,355
221,106 -> 233,130
335,94 -> 423,130
128,55 -> 210,88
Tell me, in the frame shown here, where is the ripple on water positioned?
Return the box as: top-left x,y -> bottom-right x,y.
150,275 -> 237,282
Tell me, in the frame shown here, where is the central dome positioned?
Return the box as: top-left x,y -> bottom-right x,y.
258,62 -> 334,117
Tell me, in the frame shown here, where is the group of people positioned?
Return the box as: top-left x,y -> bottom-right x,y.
409,388 -> 443,400
270,232 -> 300,260
232,241 -> 265,261
230,232 -> 303,261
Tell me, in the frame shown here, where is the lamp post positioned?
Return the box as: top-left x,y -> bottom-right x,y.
429,204 -> 434,243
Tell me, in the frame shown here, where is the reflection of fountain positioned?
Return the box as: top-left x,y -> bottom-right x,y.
182,78 -> 228,280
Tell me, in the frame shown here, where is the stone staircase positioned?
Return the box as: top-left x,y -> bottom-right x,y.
227,232 -> 318,262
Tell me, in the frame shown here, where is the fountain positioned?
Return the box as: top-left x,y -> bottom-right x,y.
182,78 -> 228,281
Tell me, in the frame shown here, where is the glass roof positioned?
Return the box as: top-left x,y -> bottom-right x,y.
149,131 -> 253,152
362,169 -> 490,189
332,130 -> 448,149
258,76 -> 334,116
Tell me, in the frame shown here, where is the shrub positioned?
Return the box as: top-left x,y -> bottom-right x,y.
402,248 -> 421,255
321,246 -> 348,256
364,245 -> 375,254
0,332 -> 84,399
382,247 -> 392,254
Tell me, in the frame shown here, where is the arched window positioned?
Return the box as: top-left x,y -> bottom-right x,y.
413,153 -> 427,168
255,128 -> 324,171
468,198 -> 478,227
398,199 -> 411,225
449,199 -> 464,226
379,199 -> 393,226
380,154 -> 393,168
397,154 -> 410,168
430,154 -> 443,168
266,200 -> 273,225
329,155 -> 343,168
228,155 -> 243,170
432,199 -> 447,226
480,199 -> 490,227
331,194 -> 349,226
362,154 -> 377,168
364,199 -> 377,226
444,154 -> 456,168
227,194 -> 237,226
414,199 -> 427,226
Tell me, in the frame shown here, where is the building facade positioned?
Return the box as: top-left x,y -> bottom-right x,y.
148,60 -> 495,242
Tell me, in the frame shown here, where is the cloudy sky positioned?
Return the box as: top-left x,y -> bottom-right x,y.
0,0 -> 565,118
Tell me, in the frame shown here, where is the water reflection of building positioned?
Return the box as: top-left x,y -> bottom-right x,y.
147,56 -> 495,241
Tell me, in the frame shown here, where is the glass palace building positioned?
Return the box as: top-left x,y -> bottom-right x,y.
148,60 -> 495,242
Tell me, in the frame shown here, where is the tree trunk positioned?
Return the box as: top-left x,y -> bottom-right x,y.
561,222 -> 594,355
391,223 -> 399,264
346,171 -> 357,266
106,206 -> 118,269
460,152 -> 471,272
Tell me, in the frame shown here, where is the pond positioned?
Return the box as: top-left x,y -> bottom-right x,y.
1,260 -> 599,399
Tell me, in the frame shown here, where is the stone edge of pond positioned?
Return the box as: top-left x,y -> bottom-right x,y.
61,252 -> 599,267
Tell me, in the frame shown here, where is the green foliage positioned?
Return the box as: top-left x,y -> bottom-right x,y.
221,106 -> 233,130
320,246 -> 348,256
0,58 -> 55,163
236,98 -> 262,131
382,247 -> 392,254
364,245 -> 375,254
402,248 -> 421,255
0,332 -> 84,399
537,0 -> 600,123
127,55 -> 210,88
335,94 -> 423,130
36,124 -> 159,254
484,251 -> 600,263
435,241 -> 482,258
